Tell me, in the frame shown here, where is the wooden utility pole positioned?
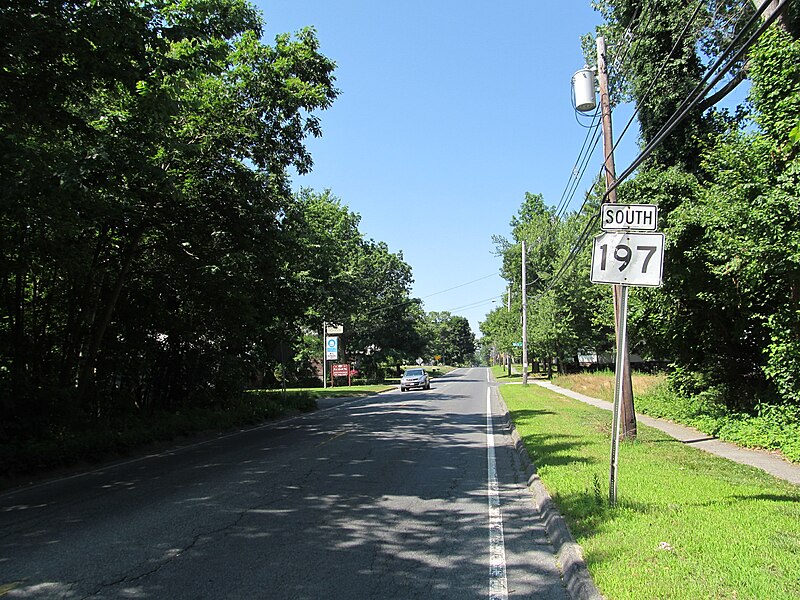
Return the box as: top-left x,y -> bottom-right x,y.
507,286 -> 512,377
751,0 -> 787,30
521,240 -> 529,385
597,35 -> 637,439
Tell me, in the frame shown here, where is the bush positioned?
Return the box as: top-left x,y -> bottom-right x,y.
636,381 -> 800,462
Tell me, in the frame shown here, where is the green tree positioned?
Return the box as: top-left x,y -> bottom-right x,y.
0,1 -> 337,434
424,311 -> 476,366
589,1 -> 800,410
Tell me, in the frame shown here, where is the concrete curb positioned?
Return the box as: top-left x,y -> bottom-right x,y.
496,395 -> 603,600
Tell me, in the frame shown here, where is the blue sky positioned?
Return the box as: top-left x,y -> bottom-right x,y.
255,1 -> 640,335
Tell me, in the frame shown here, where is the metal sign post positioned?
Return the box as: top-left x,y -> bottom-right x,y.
609,285 -> 629,507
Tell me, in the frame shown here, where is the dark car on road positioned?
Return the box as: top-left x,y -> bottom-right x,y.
400,368 -> 430,391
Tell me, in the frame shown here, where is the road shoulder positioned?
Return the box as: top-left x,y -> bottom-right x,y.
491,376 -> 603,600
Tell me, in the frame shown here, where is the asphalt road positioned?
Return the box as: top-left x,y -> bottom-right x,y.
0,368 -> 568,599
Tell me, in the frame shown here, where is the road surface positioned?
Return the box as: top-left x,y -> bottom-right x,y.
0,368 -> 568,599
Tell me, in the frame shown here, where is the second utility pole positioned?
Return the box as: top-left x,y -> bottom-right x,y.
597,35 -> 636,439
522,240 -> 528,385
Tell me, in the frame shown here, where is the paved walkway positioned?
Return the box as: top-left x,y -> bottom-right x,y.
532,380 -> 800,486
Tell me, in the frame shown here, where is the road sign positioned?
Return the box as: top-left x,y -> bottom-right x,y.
601,204 -> 658,232
590,231 -> 665,287
512,342 -> 523,347
331,364 -> 350,377
326,323 -> 344,335
325,336 -> 339,360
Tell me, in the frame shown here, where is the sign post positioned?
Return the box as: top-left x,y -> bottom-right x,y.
323,332 -> 339,388
591,204 -> 665,506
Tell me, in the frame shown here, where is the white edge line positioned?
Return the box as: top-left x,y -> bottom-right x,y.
487,384 -> 509,600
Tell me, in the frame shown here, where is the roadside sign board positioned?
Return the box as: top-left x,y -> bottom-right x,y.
601,204 -> 658,232
325,336 -> 339,360
331,364 -> 350,377
326,323 -> 344,335
591,231 -> 665,287
512,342 -> 523,347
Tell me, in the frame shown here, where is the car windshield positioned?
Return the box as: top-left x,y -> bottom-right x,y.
404,369 -> 424,377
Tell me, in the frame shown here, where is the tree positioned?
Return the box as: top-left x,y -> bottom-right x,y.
424,312 -> 476,366
0,1 -> 338,434
589,1 -> 800,409
488,191 -> 614,376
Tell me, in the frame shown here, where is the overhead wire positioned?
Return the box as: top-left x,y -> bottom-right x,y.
552,0 -> 649,223
604,0 -> 781,201
532,0 -> 779,298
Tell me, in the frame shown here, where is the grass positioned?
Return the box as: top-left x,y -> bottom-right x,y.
553,369 -> 665,402
500,383 -> 800,600
264,384 -> 395,400
552,370 -> 800,462
491,365 -> 522,381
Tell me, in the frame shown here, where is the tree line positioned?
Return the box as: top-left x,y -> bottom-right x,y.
0,1 -> 475,444
481,0 -> 800,414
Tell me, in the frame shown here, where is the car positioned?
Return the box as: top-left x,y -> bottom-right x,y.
400,368 -> 430,391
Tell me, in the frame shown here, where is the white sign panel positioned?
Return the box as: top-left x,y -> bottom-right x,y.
325,336 -> 339,360
591,232 -> 665,287
326,323 -> 344,335
601,204 -> 658,232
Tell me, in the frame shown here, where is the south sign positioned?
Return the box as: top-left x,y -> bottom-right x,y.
601,203 -> 658,232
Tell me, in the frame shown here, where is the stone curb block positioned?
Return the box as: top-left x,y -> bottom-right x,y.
499,400 -> 604,600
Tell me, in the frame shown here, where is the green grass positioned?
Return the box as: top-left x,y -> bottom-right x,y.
500,383 -> 800,600
491,365 -> 522,380
553,371 -> 800,462
266,384 -> 395,400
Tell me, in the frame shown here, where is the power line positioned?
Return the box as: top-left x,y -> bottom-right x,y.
554,0 -> 650,221
539,0 -> 784,300
418,272 -> 501,300
604,0 -> 782,200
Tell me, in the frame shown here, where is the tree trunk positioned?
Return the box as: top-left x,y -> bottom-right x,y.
76,228 -> 143,406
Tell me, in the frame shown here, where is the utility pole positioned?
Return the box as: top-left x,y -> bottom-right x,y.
521,240 -> 529,385
507,286 -> 512,378
597,35 -> 636,439
322,321 -> 327,389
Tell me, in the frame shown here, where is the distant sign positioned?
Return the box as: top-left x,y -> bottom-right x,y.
331,364 -> 350,377
601,204 -> 658,232
325,336 -> 339,360
512,342 -> 523,347
590,232 -> 665,287
326,323 -> 344,335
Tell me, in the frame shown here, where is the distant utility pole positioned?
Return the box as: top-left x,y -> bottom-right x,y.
597,35 -> 636,439
522,240 -> 529,385
507,286 -> 512,378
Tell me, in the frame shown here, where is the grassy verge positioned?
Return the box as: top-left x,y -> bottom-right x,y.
553,369 -> 665,402
500,383 -> 800,600
491,365 -> 522,381
0,385 -> 392,483
282,384 -> 395,400
554,371 -> 800,462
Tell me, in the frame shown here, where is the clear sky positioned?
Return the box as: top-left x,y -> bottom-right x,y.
255,1 -> 640,335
